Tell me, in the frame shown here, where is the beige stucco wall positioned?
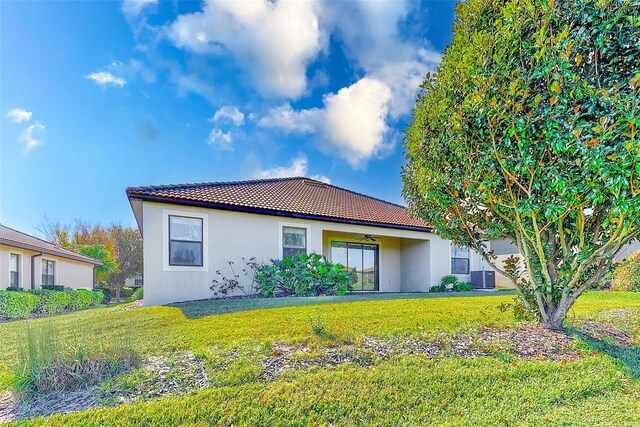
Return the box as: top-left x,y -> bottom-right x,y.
0,244 -> 94,290
140,201 -> 465,306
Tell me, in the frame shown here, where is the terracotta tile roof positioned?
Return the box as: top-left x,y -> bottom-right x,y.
126,177 -> 431,231
0,224 -> 102,265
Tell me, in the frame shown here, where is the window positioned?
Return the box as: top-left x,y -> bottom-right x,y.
451,245 -> 470,274
10,253 -> 20,287
331,242 -> 378,291
282,226 -> 307,258
42,259 -> 55,285
169,215 -> 203,266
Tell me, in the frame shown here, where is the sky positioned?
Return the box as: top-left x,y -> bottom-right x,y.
0,0 -> 456,236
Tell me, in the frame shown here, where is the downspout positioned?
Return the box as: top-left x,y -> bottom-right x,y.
31,252 -> 43,290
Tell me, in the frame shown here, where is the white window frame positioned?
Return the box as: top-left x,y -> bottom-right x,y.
162,209 -> 209,272
278,222 -> 311,259
41,258 -> 57,286
451,244 -> 470,275
9,251 -> 22,288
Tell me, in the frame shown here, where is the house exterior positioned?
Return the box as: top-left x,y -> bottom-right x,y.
0,224 -> 101,290
127,177 -> 493,306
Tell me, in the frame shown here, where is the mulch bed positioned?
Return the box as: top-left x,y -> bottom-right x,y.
0,320 -> 635,423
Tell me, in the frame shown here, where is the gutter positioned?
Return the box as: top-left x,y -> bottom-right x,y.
126,193 -> 433,234
31,252 -> 42,290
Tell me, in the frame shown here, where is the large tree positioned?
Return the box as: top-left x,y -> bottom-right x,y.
403,0 -> 639,329
40,219 -> 142,300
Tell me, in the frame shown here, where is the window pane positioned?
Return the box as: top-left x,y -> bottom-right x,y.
10,254 -> 19,272
283,247 -> 305,259
330,242 -> 348,267
283,227 -> 306,248
170,241 -> 203,266
170,216 -> 203,242
451,258 -> 470,274
452,245 -> 469,258
10,272 -> 18,287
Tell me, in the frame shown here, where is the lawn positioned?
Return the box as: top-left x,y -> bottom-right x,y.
1,291 -> 639,426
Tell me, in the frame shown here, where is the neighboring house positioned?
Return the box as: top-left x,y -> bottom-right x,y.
124,275 -> 143,288
126,177 -> 494,306
0,224 -> 101,290
490,237 -> 640,287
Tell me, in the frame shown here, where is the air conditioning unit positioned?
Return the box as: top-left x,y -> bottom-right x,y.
470,270 -> 495,289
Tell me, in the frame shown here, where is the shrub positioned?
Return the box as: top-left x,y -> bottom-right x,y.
6,286 -> 24,292
0,291 -> 40,319
254,253 -> 355,297
429,284 -> 448,293
65,289 -> 95,311
453,282 -> 474,292
120,286 -> 135,298
611,252 -> 640,292
41,285 -> 66,292
92,290 -> 105,306
497,296 -> 539,322
95,287 -> 112,304
441,275 -> 459,288
132,287 -> 143,300
29,289 -> 72,315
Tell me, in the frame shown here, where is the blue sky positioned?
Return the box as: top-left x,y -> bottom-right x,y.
1,0 -> 456,235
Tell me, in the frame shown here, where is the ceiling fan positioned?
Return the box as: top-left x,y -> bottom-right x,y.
357,234 -> 381,242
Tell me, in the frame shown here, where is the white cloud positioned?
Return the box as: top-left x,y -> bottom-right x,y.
322,1 -> 441,118
210,105 -> 245,126
86,72 -> 127,87
260,77 -> 392,168
19,121 -> 45,152
258,104 -> 318,133
168,0 -> 324,99
122,0 -> 157,18
206,128 -> 233,151
6,108 -> 32,123
253,154 -> 331,183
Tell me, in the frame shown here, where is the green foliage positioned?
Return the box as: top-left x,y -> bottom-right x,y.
132,287 -> 144,300
403,0 -> 640,328
41,285 -> 65,292
29,289 -> 72,315
309,311 -> 336,340
498,296 -> 540,322
95,287 -> 112,304
441,275 -> 459,286
453,282 -> 474,292
65,289 -> 96,311
92,290 -> 105,306
429,284 -> 448,293
120,286 -> 135,298
0,291 -> 40,319
254,253 -> 355,297
75,244 -> 118,283
5,286 -> 24,292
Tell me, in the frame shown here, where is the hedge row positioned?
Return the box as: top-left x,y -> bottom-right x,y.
0,288 -> 105,320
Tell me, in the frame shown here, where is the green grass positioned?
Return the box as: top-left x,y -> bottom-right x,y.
2,291 -> 640,426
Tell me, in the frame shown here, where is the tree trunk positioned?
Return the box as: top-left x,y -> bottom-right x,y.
540,298 -> 575,331
115,285 -> 121,303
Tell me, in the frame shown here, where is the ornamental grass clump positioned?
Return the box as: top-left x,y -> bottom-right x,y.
11,322 -> 140,399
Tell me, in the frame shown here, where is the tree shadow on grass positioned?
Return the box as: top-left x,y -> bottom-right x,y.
567,328 -> 640,380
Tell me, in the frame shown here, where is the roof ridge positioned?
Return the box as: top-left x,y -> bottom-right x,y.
0,223 -> 100,262
126,176 -> 310,193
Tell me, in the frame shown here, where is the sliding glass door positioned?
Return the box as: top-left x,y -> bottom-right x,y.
331,241 -> 379,291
